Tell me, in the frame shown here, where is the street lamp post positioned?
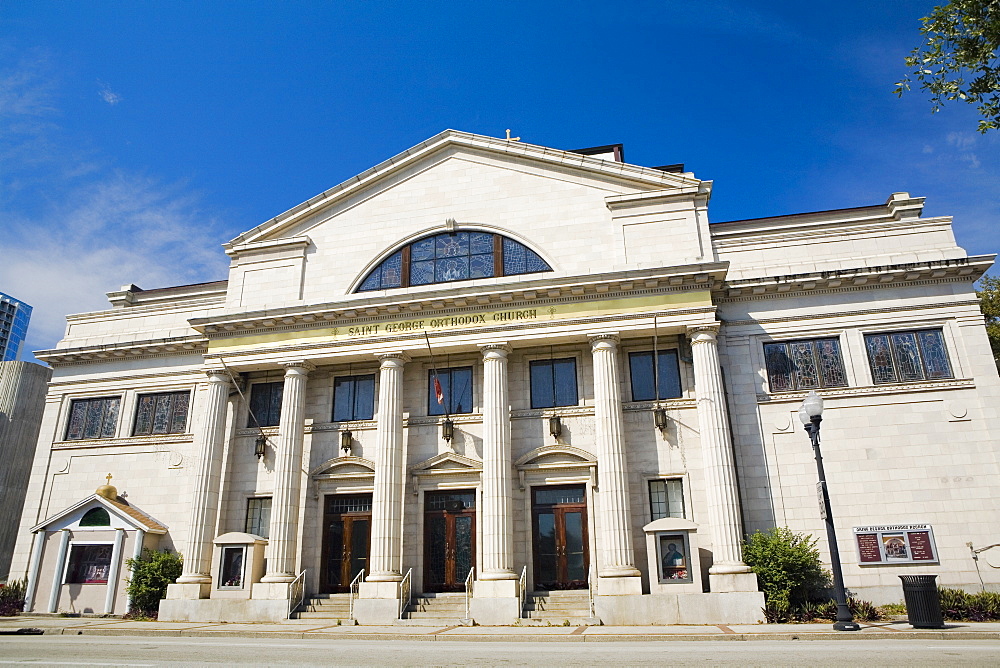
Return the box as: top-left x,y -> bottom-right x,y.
798,390 -> 861,632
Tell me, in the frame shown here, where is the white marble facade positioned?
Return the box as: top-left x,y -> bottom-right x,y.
10,131 -> 1000,623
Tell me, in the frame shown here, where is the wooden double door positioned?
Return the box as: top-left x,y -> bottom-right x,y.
321,493 -> 372,593
532,485 -> 589,590
423,490 -> 476,592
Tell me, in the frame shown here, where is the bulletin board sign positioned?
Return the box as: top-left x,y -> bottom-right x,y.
853,524 -> 939,565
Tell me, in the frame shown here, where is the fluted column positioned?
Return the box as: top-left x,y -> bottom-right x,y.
688,325 -> 750,574
367,352 -> 409,582
590,333 -> 641,578
262,361 -> 314,583
177,369 -> 230,584
479,343 -> 516,580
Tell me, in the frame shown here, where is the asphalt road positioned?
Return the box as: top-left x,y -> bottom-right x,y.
1,636 -> 999,667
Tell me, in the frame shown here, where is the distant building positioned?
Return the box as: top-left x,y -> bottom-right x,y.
0,292 -> 32,362
0,361 -> 52,581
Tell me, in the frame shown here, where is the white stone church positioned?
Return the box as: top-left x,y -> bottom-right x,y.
10,130 -> 1000,625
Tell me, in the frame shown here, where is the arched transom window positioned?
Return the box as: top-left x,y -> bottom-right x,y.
357,231 -> 551,292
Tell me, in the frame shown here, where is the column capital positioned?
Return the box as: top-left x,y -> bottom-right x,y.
204,368 -> 231,382
588,332 -> 620,349
687,324 -> 720,344
376,351 -> 411,366
280,360 -> 316,373
479,342 -> 512,357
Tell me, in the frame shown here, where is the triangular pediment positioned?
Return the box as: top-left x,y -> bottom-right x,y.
30,494 -> 167,534
514,445 -> 597,468
312,456 -> 376,477
227,130 -> 700,249
410,451 -> 482,475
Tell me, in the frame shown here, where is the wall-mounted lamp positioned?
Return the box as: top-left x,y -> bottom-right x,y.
254,434 -> 267,460
442,418 -> 455,443
340,429 -> 353,455
653,407 -> 669,431
549,415 -> 562,439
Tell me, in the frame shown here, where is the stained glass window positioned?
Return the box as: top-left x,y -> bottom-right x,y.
65,544 -> 113,584
65,397 -> 121,440
763,338 -> 847,392
357,231 -> 551,291
133,391 -> 190,436
864,329 -> 953,384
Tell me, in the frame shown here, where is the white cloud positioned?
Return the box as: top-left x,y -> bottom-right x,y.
0,54 -> 230,359
97,80 -> 121,105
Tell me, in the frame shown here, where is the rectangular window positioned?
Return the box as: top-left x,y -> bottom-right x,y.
219,546 -> 245,588
65,544 -> 113,584
428,366 -> 474,415
333,374 -> 375,421
248,381 -> 283,427
864,329 -> 953,384
649,479 -> 685,520
629,350 -> 682,401
65,397 -> 121,440
657,532 -> 693,583
763,338 -> 848,392
529,358 -> 578,409
133,391 -> 190,435
245,497 -> 272,538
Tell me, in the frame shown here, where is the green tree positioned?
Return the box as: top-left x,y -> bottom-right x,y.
895,1 -> 1000,133
742,527 -> 830,612
125,549 -> 182,616
977,274 -> 1000,367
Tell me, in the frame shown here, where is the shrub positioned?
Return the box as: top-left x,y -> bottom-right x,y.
938,587 -> 1000,621
125,549 -> 182,616
743,527 -> 830,610
0,579 -> 27,616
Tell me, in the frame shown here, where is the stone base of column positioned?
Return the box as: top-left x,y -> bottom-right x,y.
595,592 -> 765,625
251,582 -> 292,600
259,573 -> 295,584
709,571 -> 760,593
596,575 -> 643,596
470,579 -> 521,625
353,580 -> 402,625
165,582 -> 211,600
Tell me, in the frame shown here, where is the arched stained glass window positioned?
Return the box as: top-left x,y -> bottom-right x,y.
80,507 -> 111,527
357,231 -> 551,292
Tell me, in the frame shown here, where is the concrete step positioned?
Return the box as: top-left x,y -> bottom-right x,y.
518,617 -> 600,626
291,611 -> 356,622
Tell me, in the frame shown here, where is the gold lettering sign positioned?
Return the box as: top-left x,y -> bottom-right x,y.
207,292 -> 711,353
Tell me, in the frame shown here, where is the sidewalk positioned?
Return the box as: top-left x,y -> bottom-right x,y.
3,615 -> 1000,641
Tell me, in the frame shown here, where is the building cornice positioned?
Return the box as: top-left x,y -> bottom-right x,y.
717,255 -> 993,302
756,377 -> 975,404
35,335 -> 209,367
189,263 -> 728,340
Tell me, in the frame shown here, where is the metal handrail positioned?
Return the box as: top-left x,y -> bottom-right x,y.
464,567 -> 475,620
518,565 -> 527,618
288,569 -> 307,619
398,568 -> 412,620
348,568 -> 365,620
588,564 -> 597,618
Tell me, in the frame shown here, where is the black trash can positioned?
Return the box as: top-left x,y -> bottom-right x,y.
899,575 -> 944,628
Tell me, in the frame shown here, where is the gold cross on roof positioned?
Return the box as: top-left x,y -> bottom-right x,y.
106,473 -> 113,485
505,129 -> 520,142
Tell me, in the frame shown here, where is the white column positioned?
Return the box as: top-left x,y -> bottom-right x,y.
24,531 -> 45,612
262,361 -> 314,583
478,343 -> 516,580
177,369 -> 231,584
688,324 -> 750,574
103,528 -> 126,614
125,529 -> 145,613
367,352 -> 409,582
589,333 -> 641,578
48,529 -> 70,613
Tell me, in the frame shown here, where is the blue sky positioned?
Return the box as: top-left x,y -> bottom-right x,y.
1,1 -> 997,361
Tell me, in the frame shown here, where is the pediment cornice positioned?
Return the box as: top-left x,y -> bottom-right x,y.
34,335 -> 208,367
